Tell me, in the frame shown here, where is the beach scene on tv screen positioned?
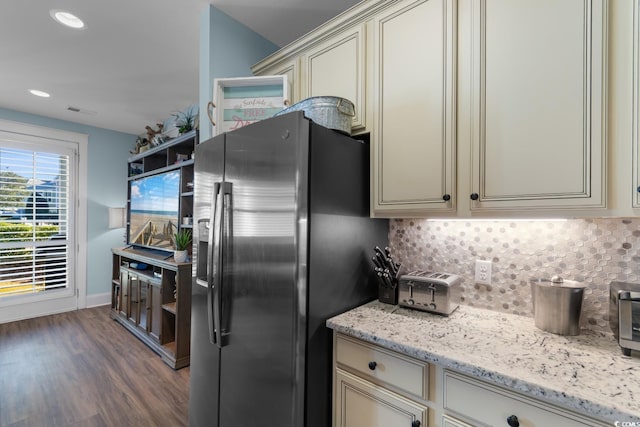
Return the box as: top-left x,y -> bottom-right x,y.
129,171 -> 180,250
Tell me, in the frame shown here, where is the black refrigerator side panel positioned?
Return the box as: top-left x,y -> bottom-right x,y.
189,135 -> 225,427
305,124 -> 389,427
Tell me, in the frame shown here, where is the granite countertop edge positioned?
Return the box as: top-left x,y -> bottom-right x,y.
326,301 -> 640,424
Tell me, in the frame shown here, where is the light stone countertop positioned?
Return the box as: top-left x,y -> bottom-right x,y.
326,301 -> 640,424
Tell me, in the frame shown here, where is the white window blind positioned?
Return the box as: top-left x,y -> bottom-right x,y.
0,145 -> 71,298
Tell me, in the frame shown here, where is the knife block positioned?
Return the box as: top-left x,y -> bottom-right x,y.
378,284 -> 398,305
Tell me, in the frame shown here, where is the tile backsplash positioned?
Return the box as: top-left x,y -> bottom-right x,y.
389,218 -> 640,334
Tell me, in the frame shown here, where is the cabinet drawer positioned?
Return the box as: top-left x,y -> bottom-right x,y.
443,371 -> 606,427
336,334 -> 429,401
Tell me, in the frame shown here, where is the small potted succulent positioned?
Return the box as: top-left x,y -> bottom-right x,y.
172,229 -> 192,263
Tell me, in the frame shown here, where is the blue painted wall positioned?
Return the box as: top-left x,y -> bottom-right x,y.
0,8 -> 276,298
0,108 -> 134,297
199,5 -> 279,140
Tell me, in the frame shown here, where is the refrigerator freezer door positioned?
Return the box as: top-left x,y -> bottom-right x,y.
218,112 -> 309,427
190,135 -> 225,427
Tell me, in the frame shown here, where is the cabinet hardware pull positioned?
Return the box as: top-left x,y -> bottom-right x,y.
506,415 -> 520,427
442,194 -> 451,201
637,186 -> 640,193
470,193 -> 479,200
411,421 -> 421,427
368,361 -> 377,370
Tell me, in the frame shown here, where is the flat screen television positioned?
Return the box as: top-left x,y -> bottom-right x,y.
127,169 -> 180,251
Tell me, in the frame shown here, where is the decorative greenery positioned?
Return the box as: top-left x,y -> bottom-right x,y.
172,105 -> 198,134
172,229 -> 192,251
0,222 -> 59,242
0,222 -> 59,257
0,172 -> 29,209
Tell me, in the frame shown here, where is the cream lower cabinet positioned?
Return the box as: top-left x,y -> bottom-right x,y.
336,370 -> 427,427
441,414 -> 472,427
333,333 -> 610,427
301,23 -> 367,132
334,334 -> 429,427
464,0 -> 607,212
442,370 -> 608,427
371,0 -> 457,216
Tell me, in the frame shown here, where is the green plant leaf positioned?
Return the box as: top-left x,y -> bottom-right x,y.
172,229 -> 192,251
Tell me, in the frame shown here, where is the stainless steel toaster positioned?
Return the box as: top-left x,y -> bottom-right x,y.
398,270 -> 462,316
610,281 -> 640,356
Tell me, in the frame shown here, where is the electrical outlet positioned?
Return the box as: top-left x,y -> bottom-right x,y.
475,260 -> 492,285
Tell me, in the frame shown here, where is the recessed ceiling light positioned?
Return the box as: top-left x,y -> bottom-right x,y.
29,89 -> 51,98
50,9 -> 85,29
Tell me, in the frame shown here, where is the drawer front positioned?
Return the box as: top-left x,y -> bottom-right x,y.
443,371 -> 606,427
336,334 -> 429,401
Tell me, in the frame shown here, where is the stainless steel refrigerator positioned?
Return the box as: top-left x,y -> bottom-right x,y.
189,111 -> 388,427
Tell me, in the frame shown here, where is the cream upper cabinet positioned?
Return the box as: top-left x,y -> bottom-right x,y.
251,0 -> 621,218
301,24 -> 367,132
252,56 -> 301,106
464,0 -> 607,212
633,0 -> 640,208
371,0 -> 457,216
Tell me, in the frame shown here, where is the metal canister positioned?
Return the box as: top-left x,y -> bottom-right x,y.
275,96 -> 355,135
530,276 -> 586,336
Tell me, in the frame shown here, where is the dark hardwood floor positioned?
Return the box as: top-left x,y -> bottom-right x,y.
0,306 -> 190,427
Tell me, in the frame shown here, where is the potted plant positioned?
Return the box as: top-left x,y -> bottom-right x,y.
172,105 -> 198,135
172,229 -> 192,263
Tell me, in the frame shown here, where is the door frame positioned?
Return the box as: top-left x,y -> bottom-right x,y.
0,119 -> 87,322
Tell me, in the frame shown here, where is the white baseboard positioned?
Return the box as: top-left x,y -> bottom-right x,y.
86,292 -> 111,308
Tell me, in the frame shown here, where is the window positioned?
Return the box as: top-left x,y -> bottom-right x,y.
0,119 -> 86,322
0,144 -> 74,298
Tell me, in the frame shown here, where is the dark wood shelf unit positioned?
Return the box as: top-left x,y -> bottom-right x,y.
162,302 -> 177,314
127,130 -> 197,254
128,130 -> 197,174
110,246 -> 192,369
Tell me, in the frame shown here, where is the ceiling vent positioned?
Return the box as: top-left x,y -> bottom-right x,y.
67,106 -> 97,115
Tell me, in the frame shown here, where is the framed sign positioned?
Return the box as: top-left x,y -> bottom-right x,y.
208,75 -> 289,135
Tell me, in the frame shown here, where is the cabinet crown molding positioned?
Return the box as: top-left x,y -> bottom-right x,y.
252,0 -> 403,74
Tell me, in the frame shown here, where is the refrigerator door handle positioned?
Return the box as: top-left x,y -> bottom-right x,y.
214,181 -> 232,348
206,182 -> 221,345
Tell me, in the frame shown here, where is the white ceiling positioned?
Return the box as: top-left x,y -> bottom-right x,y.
0,0 -> 360,135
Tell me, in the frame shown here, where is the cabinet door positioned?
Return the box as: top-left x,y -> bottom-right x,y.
467,0 -> 607,211
302,23 -> 367,132
257,57 -> 301,106
149,284 -> 162,341
119,269 -> 129,317
335,369 -> 427,427
138,277 -> 149,331
442,415 -> 472,427
371,0 -> 457,215
129,274 -> 139,324
634,0 -> 640,208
